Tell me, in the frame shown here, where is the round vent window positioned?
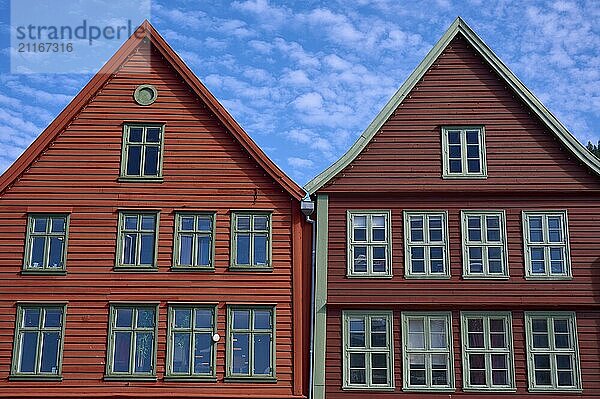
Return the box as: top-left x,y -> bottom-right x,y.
133,84 -> 158,105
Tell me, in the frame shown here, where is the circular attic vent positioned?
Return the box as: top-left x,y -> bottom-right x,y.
133,84 -> 158,105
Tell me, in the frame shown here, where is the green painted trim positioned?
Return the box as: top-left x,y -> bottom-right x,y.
460,311 -> 515,391
105,303 -> 159,379
400,311 -> 454,392
341,310 -> 395,390
119,123 -> 166,179
522,210 -> 572,279
10,303 -> 67,379
22,213 -> 70,273
524,311 -> 582,392
312,193 -> 328,399
172,212 -> 216,270
223,376 -> 278,383
225,305 -> 276,380
460,210 -> 509,279
165,304 -> 217,378
403,211 -> 450,279
114,211 -> 160,270
229,211 -> 273,270
346,210 -> 393,278
304,17 -> 600,194
441,126 -> 487,179
133,84 -> 158,106
117,177 -> 164,183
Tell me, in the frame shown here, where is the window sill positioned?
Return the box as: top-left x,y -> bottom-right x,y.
224,376 -> 277,383
346,274 -> 393,279
164,375 -> 217,382
113,266 -> 159,273
528,387 -> 582,393
104,375 -> 157,382
342,385 -> 395,391
117,177 -> 164,183
404,275 -> 451,280
170,266 -> 215,272
9,374 -> 63,381
442,174 -> 488,179
524,275 -> 573,281
21,269 -> 67,276
462,275 -> 510,280
463,387 -> 516,392
228,266 -> 273,272
402,386 -> 454,392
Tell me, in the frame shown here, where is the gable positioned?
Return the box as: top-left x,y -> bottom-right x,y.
305,18 -> 600,194
0,21 -> 304,200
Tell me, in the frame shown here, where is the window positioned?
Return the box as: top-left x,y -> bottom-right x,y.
404,211 -> 449,278
460,312 -> 515,391
23,214 -> 69,273
525,312 -> 581,391
166,305 -> 217,379
173,213 -> 215,269
230,212 -> 271,269
522,211 -> 571,279
226,306 -> 275,379
401,312 -> 453,391
11,304 -> 66,379
120,124 -> 165,179
106,304 -> 158,379
342,311 -> 394,390
441,126 -> 487,178
461,211 -> 508,278
347,211 -> 392,277
116,211 -> 159,270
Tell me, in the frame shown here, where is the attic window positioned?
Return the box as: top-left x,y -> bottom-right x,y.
119,123 -> 165,181
441,126 -> 487,179
133,84 -> 158,106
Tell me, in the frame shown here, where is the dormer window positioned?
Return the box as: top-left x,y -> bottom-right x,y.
119,123 -> 165,181
441,126 -> 487,178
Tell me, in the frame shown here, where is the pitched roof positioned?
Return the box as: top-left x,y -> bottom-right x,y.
0,20 -> 305,200
304,17 -> 600,194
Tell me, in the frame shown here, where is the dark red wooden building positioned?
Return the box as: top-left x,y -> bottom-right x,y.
305,17 -> 600,398
0,21 -> 311,398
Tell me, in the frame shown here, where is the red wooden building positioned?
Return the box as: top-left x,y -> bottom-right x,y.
0,21 -> 311,398
305,18 -> 600,398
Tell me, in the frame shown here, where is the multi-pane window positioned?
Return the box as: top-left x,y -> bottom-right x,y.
442,126 -> 487,178
106,305 -> 158,379
231,212 -> 271,269
460,312 -> 514,391
401,312 -> 453,391
120,124 -> 164,179
173,213 -> 215,269
116,212 -> 159,269
11,304 -> 66,379
347,211 -> 392,277
461,211 -> 508,278
525,312 -> 581,391
167,305 -> 216,378
227,307 -> 275,378
404,211 -> 449,278
23,214 -> 69,272
342,311 -> 394,389
522,211 -> 571,279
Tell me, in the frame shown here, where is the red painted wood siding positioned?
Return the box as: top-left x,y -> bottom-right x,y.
0,42 -> 308,398
321,34 -> 600,193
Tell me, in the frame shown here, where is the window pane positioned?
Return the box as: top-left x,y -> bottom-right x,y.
140,215 -> 155,230
467,144 -> 480,158
353,246 -> 367,273
30,237 -> 46,268
431,354 -> 448,385
116,308 -> 133,327
528,217 -> 543,242
253,334 -> 271,375
430,247 -> 444,273
254,311 -> 272,330
24,308 -> 40,327
232,333 -> 249,374
197,216 -> 212,231
253,234 -> 268,265
179,235 -> 193,266
129,127 -> 143,142
134,332 -> 154,373
174,309 -> 192,329
410,217 -> 423,241
430,319 -> 447,348
48,237 -> 64,268
254,216 -> 268,230
195,309 -> 213,329
372,247 -> 386,272
124,216 -> 138,230
123,233 -> 137,264
550,248 -> 565,274
350,353 -> 365,368
197,235 -> 211,266
172,332 -> 191,373
33,217 -> 48,233
236,216 -> 251,231
448,131 -> 460,144
558,370 -> 574,386
534,354 -> 550,369
429,217 -> 443,241
143,146 -> 159,176
19,332 -> 38,372
137,309 -> 155,328
350,369 -> 366,384
535,371 -> 552,386
450,159 -> 462,173
39,332 -> 60,373
467,159 -> 480,173
126,145 -> 142,175
409,354 -> 426,385
145,127 -> 161,143
449,144 -> 461,158
410,247 -> 425,273
236,234 -> 250,265
233,310 -> 250,329
181,217 -> 195,231
140,234 -> 155,265
466,131 -> 479,144
44,309 -> 62,328
50,217 -> 65,233
113,331 -> 132,372
194,332 -> 212,374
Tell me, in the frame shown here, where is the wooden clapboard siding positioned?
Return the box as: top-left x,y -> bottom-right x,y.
0,24 -> 309,399
320,34 -> 600,193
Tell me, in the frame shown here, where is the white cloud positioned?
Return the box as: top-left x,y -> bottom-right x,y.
292,92 -> 323,111
287,156 -> 314,168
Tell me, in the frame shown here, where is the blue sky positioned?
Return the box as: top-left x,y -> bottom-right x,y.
0,0 -> 599,185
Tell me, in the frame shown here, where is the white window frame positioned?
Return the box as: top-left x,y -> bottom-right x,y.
342,310 -> 394,390
524,312 -> 581,392
346,210 -> 392,278
403,211 -> 450,279
401,312 -> 454,392
460,312 -> 515,391
461,210 -> 509,279
441,126 -> 487,178
522,210 -> 572,280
